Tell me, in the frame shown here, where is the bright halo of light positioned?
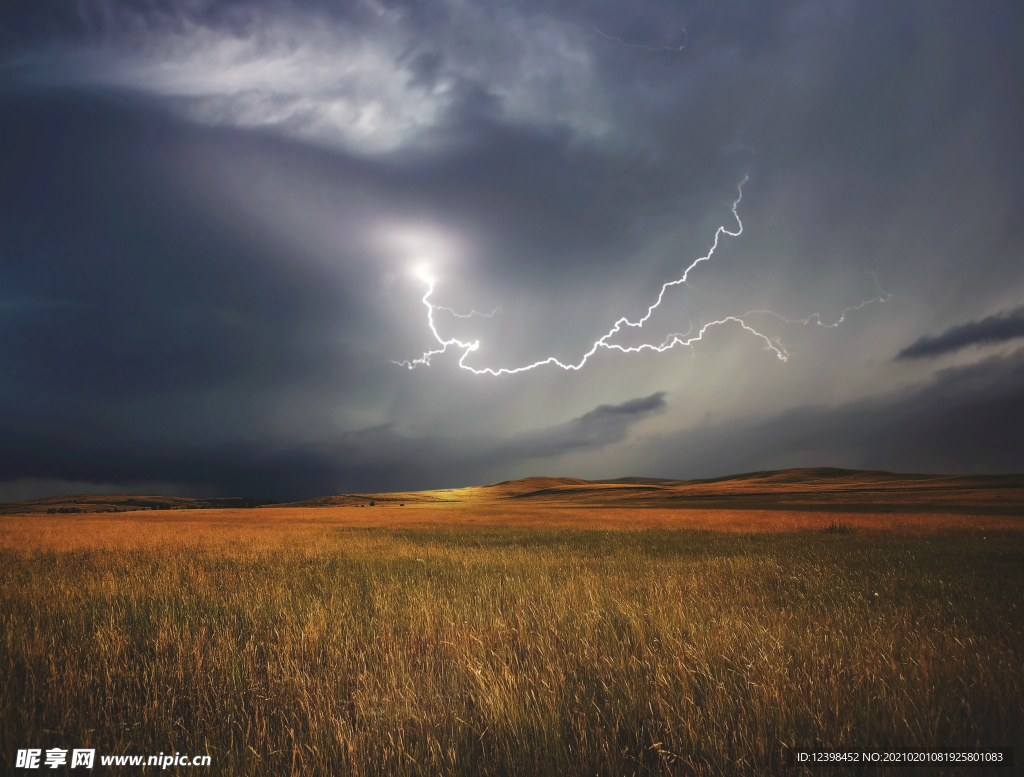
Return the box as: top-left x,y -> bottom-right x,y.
413,264 -> 435,285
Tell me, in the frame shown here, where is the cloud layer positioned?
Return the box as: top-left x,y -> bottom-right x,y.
640,350 -> 1024,478
0,390 -> 668,500
1,1 -> 1022,498
897,306 -> 1024,360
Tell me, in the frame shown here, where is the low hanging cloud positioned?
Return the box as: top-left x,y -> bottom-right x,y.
897,306 -> 1024,360
640,349 -> 1024,478
0,392 -> 668,501
502,392 -> 667,460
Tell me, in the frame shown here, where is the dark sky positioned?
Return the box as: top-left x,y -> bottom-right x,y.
1,0 -> 1022,500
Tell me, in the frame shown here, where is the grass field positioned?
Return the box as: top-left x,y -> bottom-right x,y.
1,504 -> 1022,775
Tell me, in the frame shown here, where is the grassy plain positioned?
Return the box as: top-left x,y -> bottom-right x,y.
1,496 -> 1022,775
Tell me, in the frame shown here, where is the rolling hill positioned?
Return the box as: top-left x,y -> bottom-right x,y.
3,468 -> 1022,516
268,467 -> 1024,515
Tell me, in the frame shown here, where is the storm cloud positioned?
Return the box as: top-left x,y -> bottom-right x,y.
1,1 -> 1022,499
897,306 -> 1024,360
503,392 -> 667,461
0,392 -> 668,501
638,350 -> 1024,479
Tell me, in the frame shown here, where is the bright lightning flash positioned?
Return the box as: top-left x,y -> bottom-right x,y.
742,272 -> 891,328
395,178 -> 886,375
413,265 -> 435,285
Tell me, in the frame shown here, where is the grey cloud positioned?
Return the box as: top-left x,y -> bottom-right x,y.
504,392 -> 667,460
897,306 -> 1024,360
3,0 -> 607,155
1,1 -> 1023,501
0,478 -> 205,502
0,393 -> 669,500
640,350 -> 1024,479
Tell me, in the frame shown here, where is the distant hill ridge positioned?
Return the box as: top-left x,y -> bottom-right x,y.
2,467 -> 1022,515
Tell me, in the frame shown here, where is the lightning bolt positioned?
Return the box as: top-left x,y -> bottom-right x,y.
434,305 -> 500,319
743,274 -> 891,328
395,177 -> 886,376
594,23 -> 688,52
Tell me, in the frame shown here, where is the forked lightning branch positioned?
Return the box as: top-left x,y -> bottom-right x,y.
395,178 -> 888,376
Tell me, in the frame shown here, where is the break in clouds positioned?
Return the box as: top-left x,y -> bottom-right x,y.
0,0 -> 1022,499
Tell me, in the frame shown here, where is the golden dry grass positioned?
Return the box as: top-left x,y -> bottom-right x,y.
0,504 -> 1022,554
1,508 -> 1022,775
